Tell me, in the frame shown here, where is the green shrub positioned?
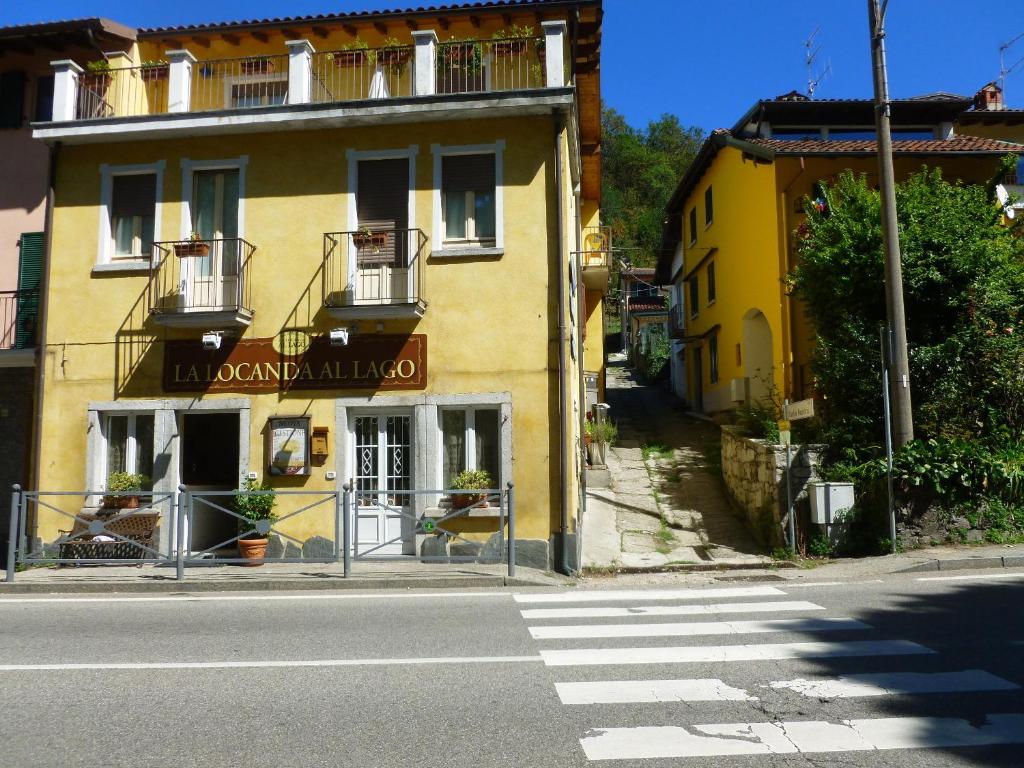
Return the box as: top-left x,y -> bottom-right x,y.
586,420 -> 618,445
234,478 -> 277,539
451,469 -> 493,490
735,401 -> 780,443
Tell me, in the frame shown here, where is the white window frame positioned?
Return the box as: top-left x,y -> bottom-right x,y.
437,405 -> 503,489
97,161 -> 165,266
180,156 -> 248,240
431,140 -> 505,254
223,73 -> 288,109
102,412 -> 154,481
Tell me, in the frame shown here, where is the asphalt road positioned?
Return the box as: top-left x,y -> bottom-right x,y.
2,570 -> 1024,767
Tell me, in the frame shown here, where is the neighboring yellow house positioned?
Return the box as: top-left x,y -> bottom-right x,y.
27,0 -> 605,573
656,90 -> 1024,414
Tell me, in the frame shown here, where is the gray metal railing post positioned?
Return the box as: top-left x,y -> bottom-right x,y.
506,481 -> 516,578
176,484 -> 187,581
333,489 -> 342,563
342,483 -> 352,577
6,484 -> 20,582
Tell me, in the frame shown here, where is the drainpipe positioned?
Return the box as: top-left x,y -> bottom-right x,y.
31,141 -> 59,524
574,184 -> 586,575
555,117 -> 573,576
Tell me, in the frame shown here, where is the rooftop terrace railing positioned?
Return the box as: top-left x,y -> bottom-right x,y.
48,21 -> 568,122
0,289 -> 39,351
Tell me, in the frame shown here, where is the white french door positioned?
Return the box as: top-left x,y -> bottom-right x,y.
189,169 -> 240,310
352,413 -> 413,555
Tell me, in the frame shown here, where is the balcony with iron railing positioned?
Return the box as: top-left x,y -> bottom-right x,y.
323,228 -> 427,320
46,23 -> 568,125
1,289 -> 40,359
579,225 -> 611,293
148,238 -> 255,328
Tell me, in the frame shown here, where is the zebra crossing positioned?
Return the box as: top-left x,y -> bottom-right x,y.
514,584 -> 1024,762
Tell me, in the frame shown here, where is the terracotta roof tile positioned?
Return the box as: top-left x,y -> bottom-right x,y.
746,136 -> 1024,155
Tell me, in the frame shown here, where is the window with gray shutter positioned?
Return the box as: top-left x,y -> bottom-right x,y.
112,174 -> 157,218
356,158 -> 408,265
442,154 -> 495,193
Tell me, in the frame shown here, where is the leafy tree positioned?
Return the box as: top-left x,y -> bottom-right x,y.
792,165 -> 1024,449
601,106 -> 703,271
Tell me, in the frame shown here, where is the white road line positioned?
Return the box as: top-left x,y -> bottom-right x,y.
0,655 -> 543,672
780,580 -> 885,588
556,678 -> 755,705
520,600 -> 825,620
769,670 -> 1020,699
540,639 -> 932,667
918,572 -> 1024,582
513,587 -> 785,604
0,592 -> 512,605
579,714 -> 1024,760
529,617 -> 869,640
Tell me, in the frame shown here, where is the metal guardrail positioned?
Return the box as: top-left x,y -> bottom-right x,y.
76,64 -> 170,119
323,228 -> 426,309
191,55 -> 290,112
149,238 -> 255,316
311,46 -> 413,103
436,37 -> 545,95
0,288 -> 39,350
5,483 -> 516,582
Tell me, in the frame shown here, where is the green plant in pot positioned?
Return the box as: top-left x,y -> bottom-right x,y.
450,469 -> 493,510
233,478 -> 277,565
102,472 -> 149,510
585,420 -> 617,466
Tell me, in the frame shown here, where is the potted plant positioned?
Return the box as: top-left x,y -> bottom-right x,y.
379,36 -> 411,69
352,227 -> 387,252
450,469 -> 493,510
329,39 -> 374,68
233,478 -> 277,565
492,24 -> 533,57
139,61 -> 169,82
101,471 -> 149,511
174,232 -> 209,258
440,39 -> 483,74
586,420 -> 617,466
240,56 -> 275,75
83,60 -> 113,89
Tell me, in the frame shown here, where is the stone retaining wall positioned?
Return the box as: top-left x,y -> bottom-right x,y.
720,425 -> 827,547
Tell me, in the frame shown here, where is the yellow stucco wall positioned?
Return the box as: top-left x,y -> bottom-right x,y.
679,147 -> 783,413
37,114 -> 578,548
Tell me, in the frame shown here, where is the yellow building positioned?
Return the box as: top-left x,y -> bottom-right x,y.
27,0 -> 606,573
656,90 -> 1023,414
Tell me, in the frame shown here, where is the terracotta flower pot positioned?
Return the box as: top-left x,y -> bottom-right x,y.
140,65 -> 169,82
238,537 -> 268,566
379,48 -> 410,66
452,493 -> 487,510
332,51 -> 366,67
493,39 -> 528,57
174,242 -> 210,258
240,59 -> 275,75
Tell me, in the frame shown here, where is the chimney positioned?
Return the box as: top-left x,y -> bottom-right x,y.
974,82 -> 1005,111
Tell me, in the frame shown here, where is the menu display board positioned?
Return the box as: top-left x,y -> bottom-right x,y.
267,417 -> 310,476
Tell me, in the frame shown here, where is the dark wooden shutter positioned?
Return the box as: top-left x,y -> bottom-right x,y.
34,75 -> 54,122
357,159 -> 408,265
112,174 -> 157,218
16,232 -> 44,349
0,71 -> 26,129
442,154 -> 495,193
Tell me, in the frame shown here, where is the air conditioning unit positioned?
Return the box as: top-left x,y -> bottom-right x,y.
729,377 -> 750,403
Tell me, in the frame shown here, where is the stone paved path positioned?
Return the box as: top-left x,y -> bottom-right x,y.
582,354 -> 769,569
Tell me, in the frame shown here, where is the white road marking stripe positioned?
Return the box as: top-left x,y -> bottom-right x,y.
0,655 -> 543,672
540,640 -> 932,666
557,678 -> 755,705
0,592 -> 512,605
769,670 -> 1020,699
513,587 -> 785,604
918,572 -> 1024,582
530,617 -> 869,640
781,580 -> 884,588
520,600 -> 825,620
580,714 -> 1024,760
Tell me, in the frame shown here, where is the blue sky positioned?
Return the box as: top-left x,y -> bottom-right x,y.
4,0 -> 1021,131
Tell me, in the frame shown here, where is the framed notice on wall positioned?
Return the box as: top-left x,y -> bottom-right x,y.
267,416 -> 310,476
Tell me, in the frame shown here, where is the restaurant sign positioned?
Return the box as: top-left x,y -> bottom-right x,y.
163,334 -> 426,393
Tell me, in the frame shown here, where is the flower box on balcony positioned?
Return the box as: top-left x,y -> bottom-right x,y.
379,47 -> 410,66
331,50 -> 367,68
139,64 -> 169,82
441,42 -> 480,66
492,39 -> 528,57
174,242 -> 210,258
240,58 -> 275,75
352,231 -> 388,249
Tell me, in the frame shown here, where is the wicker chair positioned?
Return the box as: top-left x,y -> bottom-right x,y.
58,511 -> 161,561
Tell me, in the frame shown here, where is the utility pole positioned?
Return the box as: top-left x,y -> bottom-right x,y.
867,0 -> 914,446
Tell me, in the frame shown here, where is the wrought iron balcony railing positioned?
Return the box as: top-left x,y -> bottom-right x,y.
148,238 -> 255,326
323,228 -> 427,318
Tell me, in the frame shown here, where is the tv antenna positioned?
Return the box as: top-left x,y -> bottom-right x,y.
999,31 -> 1024,101
805,26 -> 832,98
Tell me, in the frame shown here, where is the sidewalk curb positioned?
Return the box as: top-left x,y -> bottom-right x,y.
0,574 -> 554,595
583,560 -> 796,576
896,555 -> 1024,574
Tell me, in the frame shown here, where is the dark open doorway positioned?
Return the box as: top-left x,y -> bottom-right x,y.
181,412 -> 240,552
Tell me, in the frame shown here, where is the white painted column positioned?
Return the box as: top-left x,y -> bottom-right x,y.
285,39 -> 315,105
412,31 -> 438,96
165,49 -> 196,113
541,21 -> 567,87
50,60 -> 82,121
